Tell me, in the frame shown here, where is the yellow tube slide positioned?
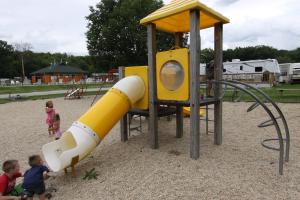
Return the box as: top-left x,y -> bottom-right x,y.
42,76 -> 145,172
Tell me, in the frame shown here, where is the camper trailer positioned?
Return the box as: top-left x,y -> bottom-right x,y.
222,59 -> 280,84
279,63 -> 290,83
279,63 -> 300,83
200,59 -> 280,85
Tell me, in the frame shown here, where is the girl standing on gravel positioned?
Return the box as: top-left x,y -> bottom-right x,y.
49,114 -> 62,140
45,101 -> 55,136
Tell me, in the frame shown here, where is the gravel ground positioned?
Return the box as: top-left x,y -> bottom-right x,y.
0,97 -> 299,200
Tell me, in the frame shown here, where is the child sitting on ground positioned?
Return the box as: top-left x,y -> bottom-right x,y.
0,160 -> 23,200
49,114 -> 62,140
22,155 -> 49,200
45,101 -> 55,136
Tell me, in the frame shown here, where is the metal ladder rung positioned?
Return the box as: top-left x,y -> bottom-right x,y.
247,102 -> 260,112
231,89 -> 243,102
129,126 -> 141,131
233,94 -> 243,102
261,138 -> 287,151
200,119 -> 214,122
258,117 -> 281,128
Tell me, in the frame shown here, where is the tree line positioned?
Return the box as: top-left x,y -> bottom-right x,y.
1,0 -> 300,78
0,40 -> 94,78
1,38 -> 300,79
200,46 -> 300,64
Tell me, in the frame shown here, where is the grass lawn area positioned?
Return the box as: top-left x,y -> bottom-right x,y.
0,83 -> 113,94
222,83 -> 300,103
1,83 -> 299,104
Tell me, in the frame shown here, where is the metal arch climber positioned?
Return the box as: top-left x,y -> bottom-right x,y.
225,80 -> 290,162
212,80 -> 290,175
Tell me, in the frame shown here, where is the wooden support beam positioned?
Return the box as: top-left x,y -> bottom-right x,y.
64,155 -> 79,177
214,23 -> 223,145
176,105 -> 183,138
189,10 -> 201,159
119,66 -> 128,142
175,32 -> 183,48
147,23 -> 159,149
175,32 -> 184,138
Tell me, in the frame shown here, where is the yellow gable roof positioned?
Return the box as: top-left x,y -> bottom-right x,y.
140,0 -> 230,33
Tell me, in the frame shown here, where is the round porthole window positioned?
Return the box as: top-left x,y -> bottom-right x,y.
160,61 -> 184,91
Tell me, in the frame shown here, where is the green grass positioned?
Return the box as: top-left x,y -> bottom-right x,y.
0,99 -> 10,104
221,83 -> 300,103
0,83 -> 113,94
1,83 -> 300,104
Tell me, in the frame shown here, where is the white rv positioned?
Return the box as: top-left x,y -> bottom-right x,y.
279,63 -> 300,83
223,59 -> 280,84
200,59 -> 280,85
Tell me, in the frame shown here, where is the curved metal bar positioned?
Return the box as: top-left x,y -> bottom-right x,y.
234,92 -> 244,102
258,119 -> 274,128
213,80 -> 285,175
226,80 -> 290,162
258,117 -> 281,128
231,88 -> 241,102
247,102 -> 260,112
261,138 -> 286,151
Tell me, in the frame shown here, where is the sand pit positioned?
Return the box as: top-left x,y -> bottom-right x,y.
0,97 -> 300,199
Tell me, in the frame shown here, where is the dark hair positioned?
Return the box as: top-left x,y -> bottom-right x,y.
46,101 -> 53,108
54,113 -> 60,121
2,160 -> 18,173
28,155 -> 41,167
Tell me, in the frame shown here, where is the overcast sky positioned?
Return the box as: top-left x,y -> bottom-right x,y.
0,0 -> 299,55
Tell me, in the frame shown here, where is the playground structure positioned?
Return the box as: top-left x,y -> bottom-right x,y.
64,84 -> 87,100
42,0 -> 290,175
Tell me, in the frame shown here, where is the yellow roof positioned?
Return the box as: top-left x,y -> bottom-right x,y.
140,0 -> 230,33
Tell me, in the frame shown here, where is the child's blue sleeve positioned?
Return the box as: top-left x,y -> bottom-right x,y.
41,165 -> 50,172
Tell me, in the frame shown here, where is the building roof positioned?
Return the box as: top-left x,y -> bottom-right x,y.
140,0 -> 230,33
223,59 -> 277,65
30,64 -> 88,75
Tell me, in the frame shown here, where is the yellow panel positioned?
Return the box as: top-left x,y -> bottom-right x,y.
125,66 -> 149,110
140,0 -> 230,33
183,107 -> 205,117
156,48 -> 189,101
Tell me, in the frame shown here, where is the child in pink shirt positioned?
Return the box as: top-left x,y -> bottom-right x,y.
45,101 -> 55,136
50,114 -> 62,140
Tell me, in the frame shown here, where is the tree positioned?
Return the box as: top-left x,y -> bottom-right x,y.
0,40 -> 16,78
14,42 -> 33,82
200,48 -> 214,64
289,48 -> 300,63
86,0 -> 183,72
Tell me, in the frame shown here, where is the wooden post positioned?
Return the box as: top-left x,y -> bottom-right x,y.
176,106 -> 183,138
147,23 -> 159,149
64,155 -> 79,177
214,23 -> 223,145
175,32 -> 183,48
119,66 -> 128,142
189,10 -> 201,159
175,32 -> 184,138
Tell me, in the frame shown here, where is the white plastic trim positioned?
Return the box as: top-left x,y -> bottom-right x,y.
112,75 -> 145,105
42,123 -> 100,172
72,121 -> 100,144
